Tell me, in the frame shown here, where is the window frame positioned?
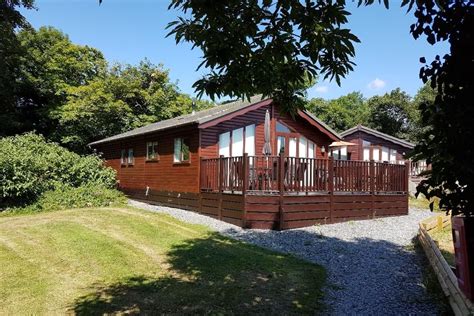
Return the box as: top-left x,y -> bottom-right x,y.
174,138 -> 191,164
127,148 -> 134,165
218,123 -> 257,158
120,149 -> 127,166
146,141 -> 159,162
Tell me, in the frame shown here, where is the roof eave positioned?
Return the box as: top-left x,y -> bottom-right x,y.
88,121 -> 197,147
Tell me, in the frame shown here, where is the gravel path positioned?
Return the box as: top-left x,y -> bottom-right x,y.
129,200 -> 439,315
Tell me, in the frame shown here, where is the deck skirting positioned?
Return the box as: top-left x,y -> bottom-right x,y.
123,187 -> 408,230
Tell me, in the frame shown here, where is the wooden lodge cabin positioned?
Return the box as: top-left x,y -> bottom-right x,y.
90,96 -> 409,230
338,124 -> 428,177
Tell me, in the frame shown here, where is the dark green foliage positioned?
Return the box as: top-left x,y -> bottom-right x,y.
306,92 -> 369,132
10,184 -> 126,214
0,133 -> 117,208
0,0 -> 35,135
0,25 -> 213,153
367,88 -> 420,141
55,60 -> 213,153
10,27 -> 107,137
410,0 -> 474,217
167,0 -> 362,112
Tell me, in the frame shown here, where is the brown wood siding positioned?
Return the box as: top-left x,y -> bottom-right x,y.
245,193 -> 408,229
343,131 -> 412,162
95,125 -> 200,193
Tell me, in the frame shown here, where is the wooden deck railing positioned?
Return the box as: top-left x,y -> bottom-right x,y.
200,154 -> 409,194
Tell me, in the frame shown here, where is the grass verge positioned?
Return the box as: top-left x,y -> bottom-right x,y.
0,207 -> 326,315
429,223 -> 455,266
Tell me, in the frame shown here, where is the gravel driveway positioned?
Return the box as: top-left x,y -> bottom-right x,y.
129,200 -> 439,315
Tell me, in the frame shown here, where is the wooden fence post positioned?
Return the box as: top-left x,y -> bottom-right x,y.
278,154 -> 285,230
242,153 -> 249,228
328,157 -> 334,224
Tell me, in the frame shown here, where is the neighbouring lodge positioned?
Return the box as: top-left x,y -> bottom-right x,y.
90,96 -> 409,230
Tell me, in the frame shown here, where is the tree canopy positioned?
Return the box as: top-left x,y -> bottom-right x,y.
306,92 -> 369,132
0,25 -> 213,153
0,0 -> 35,135
409,0 -> 474,216
167,0 -> 364,111
367,88 -> 419,141
56,61 -> 212,153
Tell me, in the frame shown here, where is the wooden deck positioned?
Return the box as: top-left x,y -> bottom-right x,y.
126,155 -> 409,230
196,155 -> 409,229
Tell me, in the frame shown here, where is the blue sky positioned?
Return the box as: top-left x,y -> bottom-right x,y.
21,0 -> 448,101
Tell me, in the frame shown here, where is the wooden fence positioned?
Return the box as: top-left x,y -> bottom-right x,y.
200,155 -> 409,195
418,215 -> 474,316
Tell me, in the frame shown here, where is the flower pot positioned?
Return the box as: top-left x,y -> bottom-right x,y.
452,216 -> 474,300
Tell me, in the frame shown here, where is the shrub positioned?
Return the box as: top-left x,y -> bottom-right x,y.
12,184 -> 127,213
0,133 -> 117,208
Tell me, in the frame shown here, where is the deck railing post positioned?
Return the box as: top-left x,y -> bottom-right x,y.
218,155 -> 224,220
370,160 -> 376,218
243,153 -> 249,193
278,154 -> 285,230
328,157 -> 334,223
405,160 -> 410,214
242,154 -> 249,228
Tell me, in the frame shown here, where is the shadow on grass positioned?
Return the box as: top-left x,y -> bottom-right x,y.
71,227 -> 447,315
72,232 -> 326,315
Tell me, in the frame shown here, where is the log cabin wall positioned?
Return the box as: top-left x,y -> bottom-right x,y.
343,131 -> 411,162
95,124 -> 201,199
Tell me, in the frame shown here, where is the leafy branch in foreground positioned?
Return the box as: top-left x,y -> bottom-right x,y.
167,0 -> 362,112
410,0 -> 474,216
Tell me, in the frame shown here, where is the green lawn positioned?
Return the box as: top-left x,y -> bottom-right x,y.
429,223 -> 455,266
0,207 -> 326,315
409,196 -> 441,212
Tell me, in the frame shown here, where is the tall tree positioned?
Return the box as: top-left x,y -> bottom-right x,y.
55,60 -> 213,153
0,0 -> 35,135
367,88 -> 418,140
15,26 -> 107,136
306,92 -> 369,132
410,0 -> 474,216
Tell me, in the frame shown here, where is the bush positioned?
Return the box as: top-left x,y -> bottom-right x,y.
12,184 -> 127,213
0,133 -> 117,208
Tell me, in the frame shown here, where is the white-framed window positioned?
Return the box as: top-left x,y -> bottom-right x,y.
219,132 -> 230,157
127,148 -> 134,165
289,137 -> 297,157
218,124 -> 256,158
244,124 -> 255,156
308,141 -> 316,158
146,141 -> 158,161
363,148 -> 370,161
390,149 -> 397,162
231,127 -> 244,157
276,121 -> 291,133
299,137 -> 308,158
381,147 -> 389,162
340,146 -> 348,160
121,149 -> 126,165
174,138 -> 190,163
372,147 -> 380,161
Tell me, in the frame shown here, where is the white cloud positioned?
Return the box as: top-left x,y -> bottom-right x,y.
315,86 -> 329,93
367,78 -> 386,90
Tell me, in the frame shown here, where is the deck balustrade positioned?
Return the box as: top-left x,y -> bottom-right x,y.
200,154 -> 409,195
